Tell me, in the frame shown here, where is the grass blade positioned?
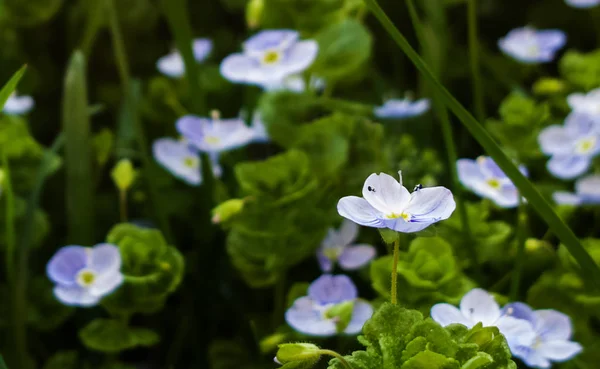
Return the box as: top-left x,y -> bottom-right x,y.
62,51 -> 95,244
363,0 -> 600,288
0,65 -> 27,110
467,0 -> 485,122
2,152 -> 16,284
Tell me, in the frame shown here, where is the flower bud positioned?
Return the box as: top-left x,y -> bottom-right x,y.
111,159 -> 137,192
532,77 -> 566,95
211,198 -> 246,224
246,0 -> 264,29
276,343 -> 321,365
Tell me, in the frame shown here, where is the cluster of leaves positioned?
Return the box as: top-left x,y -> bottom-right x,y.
328,303 -> 516,369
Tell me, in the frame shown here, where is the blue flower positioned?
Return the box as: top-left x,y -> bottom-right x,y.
538,112 -> 600,179
152,137 -> 222,185
431,289 -> 537,355
553,174 -> 600,205
503,303 -> 583,368
157,38 -> 213,78
498,27 -> 566,64
567,88 -> 600,117
3,92 -> 34,115
316,220 -> 376,273
285,274 -> 373,337
262,75 -> 325,92
374,98 -> 430,119
457,156 -> 527,208
46,244 -> 124,307
566,0 -> 600,8
220,30 -> 318,86
337,172 -> 455,233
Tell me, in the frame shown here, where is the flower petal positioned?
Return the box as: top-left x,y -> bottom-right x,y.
176,115 -> 209,147
338,245 -> 376,270
316,250 -> 333,273
243,30 -> 299,53
338,219 -> 359,246
488,183 -> 520,208
47,246 -> 88,286
534,309 -> 574,341
404,187 -> 456,223
553,191 -> 581,206
538,125 -> 572,155
547,155 -> 591,179
576,174 -> 600,200
220,54 -> 285,85
308,274 -> 357,305
430,303 -> 472,327
515,349 -> 552,369
156,52 -> 185,78
457,159 -> 484,188
285,296 -> 336,337
502,302 -> 536,324
362,172 -> 410,214
152,138 -> 202,185
192,38 -> 213,62
459,288 -> 501,326
337,196 -> 386,228
278,40 -> 319,76
89,243 -> 121,275
54,285 -> 100,307
536,340 -> 583,361
89,270 -> 124,297
496,316 -> 537,349
344,300 -> 374,335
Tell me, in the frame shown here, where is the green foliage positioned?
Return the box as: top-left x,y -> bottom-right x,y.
0,0 -> 64,27
328,303 -> 516,369
0,195 -> 49,249
0,65 -> 26,109
371,237 -> 475,310
79,318 -> 159,353
276,343 -> 321,364
209,340 -> 261,369
27,277 -> 74,331
559,49 -> 600,91
101,223 -> 184,314
42,351 -> 77,369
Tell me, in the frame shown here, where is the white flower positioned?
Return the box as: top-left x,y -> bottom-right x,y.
316,220 -> 376,273
3,92 -> 34,115
567,88 -> 600,117
374,98 -> 430,119
498,27 -> 566,64
565,0 -> 600,8
553,174 -> 600,205
157,38 -> 213,78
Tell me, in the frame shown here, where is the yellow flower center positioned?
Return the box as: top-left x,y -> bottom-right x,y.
77,270 -> 96,287
386,212 -> 411,221
262,50 -> 281,65
576,137 -> 597,154
183,157 -> 197,168
486,178 -> 501,189
323,247 -> 342,260
204,136 -> 221,145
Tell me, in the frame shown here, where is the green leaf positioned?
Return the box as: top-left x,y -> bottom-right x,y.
498,92 -> 549,127
378,229 -> 399,244
460,352 -> 494,369
400,350 -> 459,369
0,65 -> 27,110
42,351 -> 78,369
324,301 -> 354,332
79,319 -> 159,353
0,355 -> 8,369
311,20 -> 372,82
286,282 -> 310,308
559,49 -> 600,91
362,0 -> 600,289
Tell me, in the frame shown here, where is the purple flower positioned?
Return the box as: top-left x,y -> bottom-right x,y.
538,112 -> 600,179
46,244 -> 124,307
498,27 -> 566,64
285,274 -> 373,337
3,92 -> 34,115
220,30 -> 318,86
157,38 -> 213,78
337,172 -> 456,233
152,137 -> 222,185
503,303 -> 583,368
316,220 -> 376,273
553,174 -> 600,205
457,156 -> 527,208
567,88 -> 600,117
565,0 -> 600,8
431,289 -> 536,354
374,98 -> 430,119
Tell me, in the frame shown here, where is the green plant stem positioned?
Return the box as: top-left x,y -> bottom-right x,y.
319,349 -> 353,369
467,0 -> 485,122
2,152 -> 16,284
106,0 -> 172,239
405,0 -> 479,272
13,134 -> 65,369
273,272 -> 287,328
510,200 -> 527,300
391,238 -> 400,305
363,0 -> 600,289
119,190 -> 128,222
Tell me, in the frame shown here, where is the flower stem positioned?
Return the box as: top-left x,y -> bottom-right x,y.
119,190 -> 128,222
2,152 -> 16,284
391,238 -> 400,305
467,0 -> 485,122
319,349 -> 353,369
363,0 -> 600,289
272,271 -> 286,328
510,199 -> 528,300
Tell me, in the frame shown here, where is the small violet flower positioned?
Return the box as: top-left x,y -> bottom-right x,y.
262,74 -> 325,93
498,27 -> 566,64
157,38 -> 213,78
503,302 -> 583,368
285,274 -> 373,336
3,92 -> 34,115
567,88 -> 600,117
457,156 -> 527,208
337,172 -> 455,233
316,219 -> 376,273
431,289 -> 537,354
152,137 -> 222,186
565,0 -> 600,8
538,112 -> 600,179
374,97 -> 430,119
46,244 -> 124,307
220,30 -> 318,86
553,174 -> 600,205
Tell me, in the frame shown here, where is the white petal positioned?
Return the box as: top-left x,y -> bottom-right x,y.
516,349 -> 552,369
308,274 -> 357,304
496,316 -> 536,349
553,191 -> 582,206
285,297 -> 336,337
536,340 -> 583,361
220,53 -> 284,85
459,288 -> 501,326
337,196 -> 386,228
431,303 -> 472,327
278,40 -> 319,76
338,245 -> 376,270
344,300 -> 374,335
547,155 -> 591,179
576,174 -> 600,198
538,125 -> 572,155
89,243 -> 121,274
338,219 -> 359,246
3,94 -> 34,114
54,285 -> 100,307
156,52 -> 185,78
89,270 -> 124,297
457,159 -> 485,189
534,310 -> 573,341
152,138 -> 202,185
404,187 -> 456,223
362,173 -> 410,214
